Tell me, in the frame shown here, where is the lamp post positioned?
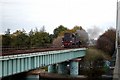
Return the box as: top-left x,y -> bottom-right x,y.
113,0 -> 120,80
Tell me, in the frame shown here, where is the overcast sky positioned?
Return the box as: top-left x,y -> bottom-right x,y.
0,0 -> 120,38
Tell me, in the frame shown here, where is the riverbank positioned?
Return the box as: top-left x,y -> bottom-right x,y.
28,69 -> 113,80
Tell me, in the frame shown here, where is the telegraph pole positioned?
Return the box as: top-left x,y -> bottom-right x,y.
113,0 -> 120,80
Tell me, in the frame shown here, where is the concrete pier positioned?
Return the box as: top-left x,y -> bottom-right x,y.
48,64 -> 56,73
58,62 -> 68,74
70,60 -> 79,76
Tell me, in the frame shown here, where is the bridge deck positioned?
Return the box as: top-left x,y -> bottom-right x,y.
0,48 -> 86,78
1,48 -> 82,56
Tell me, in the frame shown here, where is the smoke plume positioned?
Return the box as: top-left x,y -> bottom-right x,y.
87,26 -> 103,39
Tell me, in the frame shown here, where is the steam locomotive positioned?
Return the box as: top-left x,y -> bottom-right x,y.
62,32 -> 82,48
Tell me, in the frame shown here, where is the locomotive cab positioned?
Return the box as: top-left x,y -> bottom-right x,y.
62,32 -> 82,48
62,33 -> 75,48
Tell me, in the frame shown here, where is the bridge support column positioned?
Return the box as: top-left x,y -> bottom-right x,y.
58,62 -> 67,74
48,64 -> 56,73
70,59 -> 80,76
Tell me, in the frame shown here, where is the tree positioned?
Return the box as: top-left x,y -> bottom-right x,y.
39,32 -> 51,46
5,28 -> 10,35
2,35 -> 12,47
73,25 -> 83,31
58,29 -> 75,36
11,30 -> 30,48
31,31 -> 51,48
2,29 -> 11,47
58,25 -> 83,36
96,28 -> 116,56
101,29 -> 116,44
82,48 -> 110,77
49,34 -> 54,43
40,26 -> 46,32
29,29 -> 35,47
52,36 -> 63,48
53,25 -> 68,38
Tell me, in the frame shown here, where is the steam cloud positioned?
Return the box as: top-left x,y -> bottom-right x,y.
87,26 -> 103,39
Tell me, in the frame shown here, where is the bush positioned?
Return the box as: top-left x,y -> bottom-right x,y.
82,48 -> 110,77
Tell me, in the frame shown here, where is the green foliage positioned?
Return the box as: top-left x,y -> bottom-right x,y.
28,28 -> 52,48
53,25 -> 68,38
58,25 -> 83,36
2,25 -> 88,49
11,30 -> 30,48
31,32 -> 50,47
2,28 -> 53,49
73,25 -> 83,31
85,48 -> 110,61
2,34 -> 12,47
49,34 -> 54,43
82,48 -> 110,77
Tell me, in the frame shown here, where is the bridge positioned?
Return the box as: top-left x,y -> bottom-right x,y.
0,48 -> 86,78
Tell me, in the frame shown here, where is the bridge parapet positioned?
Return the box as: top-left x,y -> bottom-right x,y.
0,48 -> 86,78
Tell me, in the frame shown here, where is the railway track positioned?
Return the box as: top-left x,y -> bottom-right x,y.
1,47 -> 76,56
1,45 -> 87,56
